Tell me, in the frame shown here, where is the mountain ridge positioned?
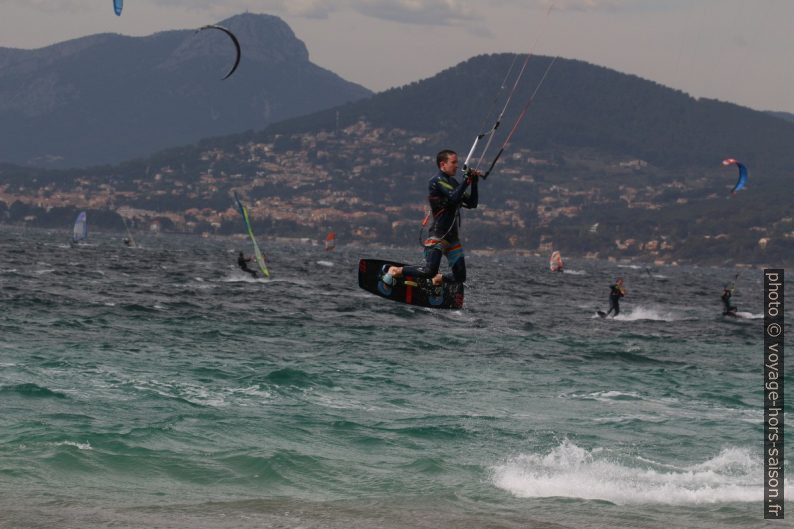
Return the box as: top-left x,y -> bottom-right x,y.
0,13 -> 371,168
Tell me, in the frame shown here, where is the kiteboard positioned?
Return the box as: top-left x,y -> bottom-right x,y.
358,259 -> 464,309
597,310 -> 607,318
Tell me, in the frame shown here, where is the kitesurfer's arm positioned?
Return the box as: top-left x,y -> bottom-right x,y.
431,174 -> 471,208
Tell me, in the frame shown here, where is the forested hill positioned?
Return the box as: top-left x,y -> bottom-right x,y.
268,53 -> 794,177
0,13 -> 371,168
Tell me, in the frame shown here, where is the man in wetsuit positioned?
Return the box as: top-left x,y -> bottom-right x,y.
721,285 -> 737,316
237,251 -> 258,279
605,278 -> 625,317
383,149 -> 480,286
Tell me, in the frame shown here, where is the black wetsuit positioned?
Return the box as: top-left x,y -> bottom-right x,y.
402,170 -> 478,283
722,289 -> 737,315
606,284 -> 624,317
238,254 -> 257,279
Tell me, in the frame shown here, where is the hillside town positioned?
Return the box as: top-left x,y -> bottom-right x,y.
1,120 -> 790,266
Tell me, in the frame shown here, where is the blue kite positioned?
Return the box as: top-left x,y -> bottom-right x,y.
722,158 -> 748,195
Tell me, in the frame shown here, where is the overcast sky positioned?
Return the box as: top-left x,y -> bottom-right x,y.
1,0 -> 792,113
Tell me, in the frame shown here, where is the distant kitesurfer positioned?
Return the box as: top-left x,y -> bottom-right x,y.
237,251 -> 258,279
605,278 -> 625,317
382,150 -> 480,286
123,238 -> 131,246
721,285 -> 737,316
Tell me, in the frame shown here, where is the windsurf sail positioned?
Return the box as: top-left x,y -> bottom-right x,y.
234,193 -> 269,278
722,158 -> 748,194
549,250 -> 563,272
121,216 -> 136,247
325,231 -> 336,251
72,212 -> 87,243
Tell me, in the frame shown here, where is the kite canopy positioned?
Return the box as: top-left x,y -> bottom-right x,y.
113,0 -> 123,16
722,158 -> 748,194
197,25 -> 241,80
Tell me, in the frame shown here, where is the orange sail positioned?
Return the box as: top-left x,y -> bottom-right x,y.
325,231 -> 336,251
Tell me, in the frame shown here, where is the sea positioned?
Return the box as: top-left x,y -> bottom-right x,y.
0,225 -> 788,528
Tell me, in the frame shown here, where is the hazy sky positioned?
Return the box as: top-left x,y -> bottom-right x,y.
1,0 -> 792,113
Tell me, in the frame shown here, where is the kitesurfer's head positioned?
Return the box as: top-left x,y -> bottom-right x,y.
436,150 -> 458,176
616,277 -> 624,286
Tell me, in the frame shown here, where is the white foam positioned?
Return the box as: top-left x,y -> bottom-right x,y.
592,415 -> 667,425
54,441 -> 92,450
734,311 -> 763,320
612,306 -> 680,322
228,385 -> 273,405
219,272 -> 268,283
491,441 -> 765,505
316,260 -> 334,267
561,390 -> 642,401
563,269 -> 586,275
594,390 -> 641,400
129,375 -> 274,408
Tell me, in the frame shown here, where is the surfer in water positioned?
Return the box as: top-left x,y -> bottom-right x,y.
721,285 -> 737,316
604,278 -> 625,317
237,251 -> 258,279
382,149 -> 480,286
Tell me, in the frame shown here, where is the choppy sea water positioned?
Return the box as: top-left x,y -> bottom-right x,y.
0,226 -> 788,528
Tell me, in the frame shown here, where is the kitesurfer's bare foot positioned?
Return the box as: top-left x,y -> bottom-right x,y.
431,274 -> 443,286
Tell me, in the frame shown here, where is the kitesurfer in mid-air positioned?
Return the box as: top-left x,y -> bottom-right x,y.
382,150 -> 480,286
604,278 -> 625,317
237,251 -> 258,279
721,285 -> 737,316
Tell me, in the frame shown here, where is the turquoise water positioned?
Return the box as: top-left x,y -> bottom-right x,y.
0,226 -> 787,528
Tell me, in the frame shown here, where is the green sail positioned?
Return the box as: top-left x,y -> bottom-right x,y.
234,193 -> 269,278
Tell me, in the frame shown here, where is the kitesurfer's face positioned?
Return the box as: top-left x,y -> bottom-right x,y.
440,154 -> 458,176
